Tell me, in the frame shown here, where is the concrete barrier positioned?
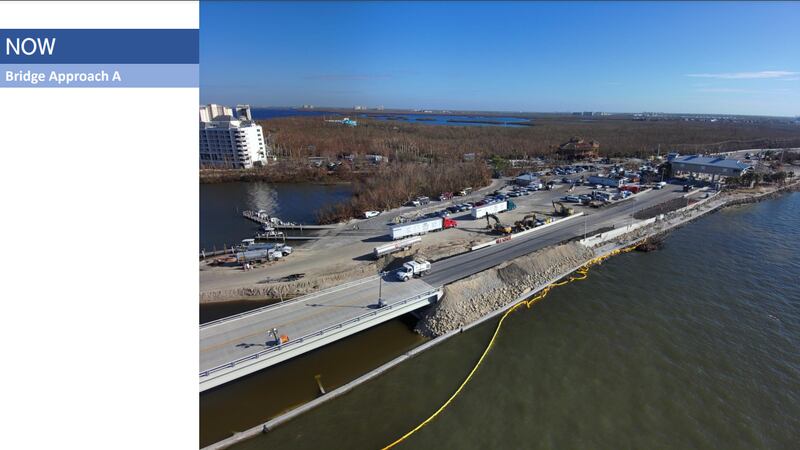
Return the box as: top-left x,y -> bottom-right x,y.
579,217 -> 657,247
470,213 -> 584,251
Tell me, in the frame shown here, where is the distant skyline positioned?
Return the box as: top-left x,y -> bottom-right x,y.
201,1 -> 800,117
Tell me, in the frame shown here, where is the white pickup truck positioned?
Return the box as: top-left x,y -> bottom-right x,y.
396,260 -> 431,281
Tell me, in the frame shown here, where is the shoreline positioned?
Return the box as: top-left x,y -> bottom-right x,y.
201,182 -> 798,449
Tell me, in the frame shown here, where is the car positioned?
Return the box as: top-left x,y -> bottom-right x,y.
564,195 -> 581,203
475,200 -> 487,207
578,195 -> 592,202
447,206 -> 460,213
562,177 -> 570,183
363,210 -> 380,218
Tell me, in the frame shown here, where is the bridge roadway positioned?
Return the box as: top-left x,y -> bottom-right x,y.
200,276 -> 440,392
200,187 -> 684,391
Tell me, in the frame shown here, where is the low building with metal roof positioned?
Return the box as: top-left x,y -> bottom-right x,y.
671,155 -> 751,179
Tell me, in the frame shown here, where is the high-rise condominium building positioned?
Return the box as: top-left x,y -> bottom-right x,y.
199,104 -> 268,168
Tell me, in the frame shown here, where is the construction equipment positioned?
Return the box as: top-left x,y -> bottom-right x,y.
486,214 -> 513,234
552,201 -> 574,217
514,214 -> 538,231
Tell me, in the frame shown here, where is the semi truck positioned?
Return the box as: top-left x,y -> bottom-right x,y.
373,236 -> 422,259
471,200 -> 516,219
389,216 -> 457,240
396,259 -> 431,281
236,244 -> 293,263
588,175 -> 625,188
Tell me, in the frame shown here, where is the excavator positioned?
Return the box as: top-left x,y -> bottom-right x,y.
485,213 -> 513,235
552,201 -> 574,217
514,214 -> 539,231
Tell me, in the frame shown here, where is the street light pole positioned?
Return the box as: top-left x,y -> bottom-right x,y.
378,271 -> 387,307
584,215 -> 587,240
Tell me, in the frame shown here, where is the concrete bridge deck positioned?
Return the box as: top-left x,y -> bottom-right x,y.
200,276 -> 440,392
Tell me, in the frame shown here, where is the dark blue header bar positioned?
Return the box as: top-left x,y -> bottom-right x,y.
0,29 -> 198,64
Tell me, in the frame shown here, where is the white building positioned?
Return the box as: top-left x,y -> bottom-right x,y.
199,104 -> 233,122
200,106 -> 268,168
235,104 -> 252,121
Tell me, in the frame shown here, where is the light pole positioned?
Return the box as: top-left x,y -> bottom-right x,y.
584,215 -> 588,240
377,270 -> 388,307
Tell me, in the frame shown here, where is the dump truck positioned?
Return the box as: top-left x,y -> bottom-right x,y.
389,216 -> 457,240
373,236 -> 422,259
396,259 -> 431,281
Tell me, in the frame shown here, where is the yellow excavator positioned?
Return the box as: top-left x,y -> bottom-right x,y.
552,201 -> 574,217
514,214 -> 538,231
486,214 -> 513,235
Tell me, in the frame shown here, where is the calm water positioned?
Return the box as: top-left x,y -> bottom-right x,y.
361,113 -> 532,127
251,108 -> 338,120
199,182 -> 352,251
223,192 -> 800,450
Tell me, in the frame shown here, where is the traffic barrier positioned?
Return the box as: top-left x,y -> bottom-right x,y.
470,212 -> 584,251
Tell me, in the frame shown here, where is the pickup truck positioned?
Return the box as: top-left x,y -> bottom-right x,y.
396,260 -> 431,281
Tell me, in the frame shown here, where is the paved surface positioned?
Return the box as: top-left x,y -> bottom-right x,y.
200,185 -> 684,377
427,186 -> 684,285
200,276 -> 435,372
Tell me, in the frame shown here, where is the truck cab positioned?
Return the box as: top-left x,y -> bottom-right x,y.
396,260 -> 431,281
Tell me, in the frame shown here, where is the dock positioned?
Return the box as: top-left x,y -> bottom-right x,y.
242,210 -> 337,230
255,235 -> 321,241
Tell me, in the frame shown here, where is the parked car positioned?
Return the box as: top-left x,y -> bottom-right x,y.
363,210 -> 380,219
564,195 -> 581,203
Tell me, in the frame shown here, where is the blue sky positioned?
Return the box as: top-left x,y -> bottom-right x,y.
201,1 -> 800,116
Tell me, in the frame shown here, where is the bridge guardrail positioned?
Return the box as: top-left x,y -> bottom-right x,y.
200,275 -> 381,329
199,287 -> 441,379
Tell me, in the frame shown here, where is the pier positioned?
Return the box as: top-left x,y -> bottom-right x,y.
242,210 -> 337,230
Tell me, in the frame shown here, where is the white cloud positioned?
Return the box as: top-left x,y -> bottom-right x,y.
687,71 -> 799,79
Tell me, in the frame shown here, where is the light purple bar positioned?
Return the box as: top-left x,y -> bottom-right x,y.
0,64 -> 198,87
